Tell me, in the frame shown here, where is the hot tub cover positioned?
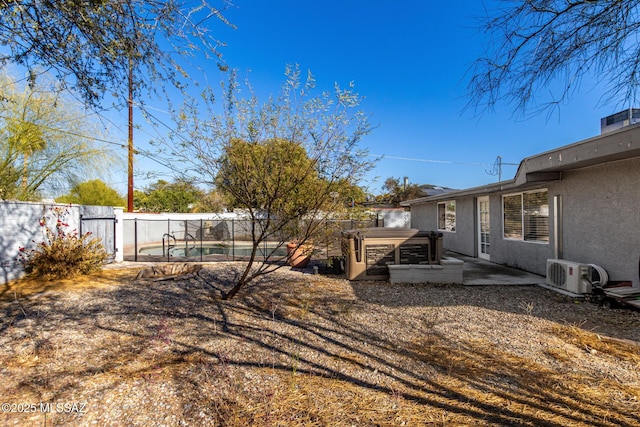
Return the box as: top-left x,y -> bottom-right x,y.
341,227 -> 438,239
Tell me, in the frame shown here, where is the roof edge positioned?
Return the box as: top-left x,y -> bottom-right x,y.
401,178 -> 518,206
403,121 -> 640,206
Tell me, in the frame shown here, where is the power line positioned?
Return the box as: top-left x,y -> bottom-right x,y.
136,104 -> 194,144
89,112 -> 196,177
0,114 -> 129,148
370,153 -> 496,166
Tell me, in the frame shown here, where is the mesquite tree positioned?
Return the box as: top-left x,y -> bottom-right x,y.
467,0 -> 640,116
171,65 -> 375,299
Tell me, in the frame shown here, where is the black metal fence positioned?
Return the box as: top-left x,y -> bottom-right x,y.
122,217 -> 381,262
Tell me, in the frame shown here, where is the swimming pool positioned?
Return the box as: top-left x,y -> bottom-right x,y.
138,242 -> 289,258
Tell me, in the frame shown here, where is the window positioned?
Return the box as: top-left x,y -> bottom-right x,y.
503,190 -> 549,242
438,201 -> 456,232
503,194 -> 522,239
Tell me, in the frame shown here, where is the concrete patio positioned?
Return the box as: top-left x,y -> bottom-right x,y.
449,252 -> 546,286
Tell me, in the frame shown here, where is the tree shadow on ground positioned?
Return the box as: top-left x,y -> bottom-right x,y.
0,265 -> 638,426
349,279 -> 640,343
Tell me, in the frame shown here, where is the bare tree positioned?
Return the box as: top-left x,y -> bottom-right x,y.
169,65 -> 375,299
0,0 -> 233,107
466,0 -> 640,116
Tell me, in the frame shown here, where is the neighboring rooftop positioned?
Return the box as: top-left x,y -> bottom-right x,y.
418,184 -> 457,197
601,108 -> 640,134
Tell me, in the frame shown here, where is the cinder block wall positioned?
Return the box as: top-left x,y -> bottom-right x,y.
0,201 -> 119,285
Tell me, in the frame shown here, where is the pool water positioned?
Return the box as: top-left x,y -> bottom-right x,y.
138,243 -> 289,258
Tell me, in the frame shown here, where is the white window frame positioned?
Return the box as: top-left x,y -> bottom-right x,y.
437,200 -> 456,232
502,189 -> 549,243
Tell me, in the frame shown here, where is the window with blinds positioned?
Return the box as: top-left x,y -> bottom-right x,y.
502,190 -> 549,242
437,201 -> 456,232
503,194 -> 522,239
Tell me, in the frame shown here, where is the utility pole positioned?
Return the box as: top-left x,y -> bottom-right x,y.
127,60 -> 134,212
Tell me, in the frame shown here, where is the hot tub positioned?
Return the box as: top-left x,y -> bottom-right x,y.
341,228 -> 443,280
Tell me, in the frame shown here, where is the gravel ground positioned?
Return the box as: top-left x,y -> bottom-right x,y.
1,262 -> 639,426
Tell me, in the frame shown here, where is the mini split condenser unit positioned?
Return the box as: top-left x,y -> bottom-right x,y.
546,259 -> 592,294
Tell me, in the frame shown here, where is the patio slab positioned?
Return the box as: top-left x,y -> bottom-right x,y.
448,252 -> 546,286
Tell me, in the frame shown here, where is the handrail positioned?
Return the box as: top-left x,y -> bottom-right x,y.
162,233 -> 176,259
184,233 -> 196,257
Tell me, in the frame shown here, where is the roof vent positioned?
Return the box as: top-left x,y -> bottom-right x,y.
600,108 -> 640,134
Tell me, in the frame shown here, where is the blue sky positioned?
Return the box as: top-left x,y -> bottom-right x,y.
127,0 -> 617,195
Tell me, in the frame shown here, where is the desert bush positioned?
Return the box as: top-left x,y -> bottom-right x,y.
18,205 -> 108,280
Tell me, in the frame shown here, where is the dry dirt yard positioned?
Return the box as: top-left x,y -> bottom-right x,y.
1,262 -> 639,426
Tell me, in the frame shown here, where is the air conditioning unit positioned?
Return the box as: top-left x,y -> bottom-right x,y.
546,259 -> 592,294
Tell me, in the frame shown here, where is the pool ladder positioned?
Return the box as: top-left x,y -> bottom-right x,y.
162,233 -> 197,259
162,233 -> 176,259
184,233 -> 196,257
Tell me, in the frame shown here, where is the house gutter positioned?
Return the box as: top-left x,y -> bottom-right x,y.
401,179 -> 518,206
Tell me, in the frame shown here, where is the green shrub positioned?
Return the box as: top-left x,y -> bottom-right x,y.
18,205 -> 108,280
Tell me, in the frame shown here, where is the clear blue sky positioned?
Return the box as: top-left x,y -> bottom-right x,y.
129,0 -> 617,195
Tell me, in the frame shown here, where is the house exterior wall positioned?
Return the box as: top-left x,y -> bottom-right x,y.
447,196 -> 476,256
409,156 -> 640,287
487,188 -> 553,275
409,196 -> 476,256
551,157 -> 640,287
409,203 -> 436,231
411,193 -> 552,274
